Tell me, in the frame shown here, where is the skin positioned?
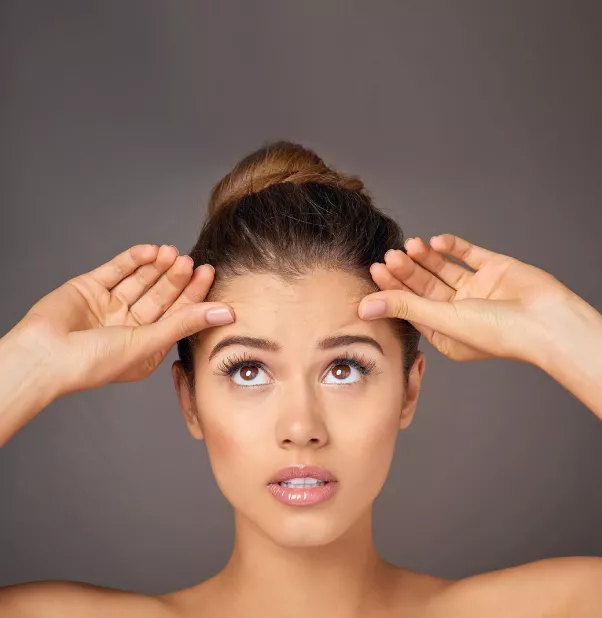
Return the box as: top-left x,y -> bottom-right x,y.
1,234 -> 601,617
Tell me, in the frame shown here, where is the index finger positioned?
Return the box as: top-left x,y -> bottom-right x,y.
89,245 -> 160,289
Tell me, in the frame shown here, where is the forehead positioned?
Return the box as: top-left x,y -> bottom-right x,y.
196,270 -> 400,358
218,270 -> 368,313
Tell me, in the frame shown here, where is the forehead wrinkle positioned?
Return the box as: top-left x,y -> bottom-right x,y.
199,271 -> 383,357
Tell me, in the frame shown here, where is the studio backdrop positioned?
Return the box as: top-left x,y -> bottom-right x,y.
1,0 -> 601,593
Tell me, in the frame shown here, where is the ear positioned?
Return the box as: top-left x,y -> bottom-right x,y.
171,360 -> 204,441
399,351 -> 426,431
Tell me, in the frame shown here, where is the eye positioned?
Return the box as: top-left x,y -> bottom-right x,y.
214,352 -> 272,388
214,351 -> 378,389
322,354 -> 376,385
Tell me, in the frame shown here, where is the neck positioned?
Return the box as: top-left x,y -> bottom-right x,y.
210,506 -> 397,618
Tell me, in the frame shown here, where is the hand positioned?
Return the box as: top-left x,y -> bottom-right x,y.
359,233 -> 576,365
11,244 -> 235,398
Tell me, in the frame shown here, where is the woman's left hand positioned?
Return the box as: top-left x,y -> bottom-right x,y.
359,233 -> 578,366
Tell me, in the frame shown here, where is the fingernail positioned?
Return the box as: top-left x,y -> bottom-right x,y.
206,307 -> 234,325
404,238 -> 414,249
384,249 -> 395,261
170,245 -> 180,256
360,300 -> 387,320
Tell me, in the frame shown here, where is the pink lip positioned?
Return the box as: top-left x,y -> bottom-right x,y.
267,465 -> 339,507
268,480 -> 339,506
268,464 -> 337,484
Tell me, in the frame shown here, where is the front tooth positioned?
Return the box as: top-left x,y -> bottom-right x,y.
280,477 -> 326,488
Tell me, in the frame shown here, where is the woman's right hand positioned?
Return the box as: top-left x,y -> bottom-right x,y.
10,244 -> 235,399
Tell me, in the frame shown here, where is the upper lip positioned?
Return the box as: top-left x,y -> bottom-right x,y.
268,464 -> 337,484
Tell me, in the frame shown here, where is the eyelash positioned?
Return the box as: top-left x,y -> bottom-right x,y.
214,351 -> 378,388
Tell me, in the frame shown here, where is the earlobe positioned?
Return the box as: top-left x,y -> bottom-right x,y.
399,403 -> 417,430
185,410 -> 205,441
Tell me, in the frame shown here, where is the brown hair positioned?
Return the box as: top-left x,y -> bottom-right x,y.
177,141 -> 421,391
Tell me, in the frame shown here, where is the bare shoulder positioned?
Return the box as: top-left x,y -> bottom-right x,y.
429,556 -> 602,618
0,580 -> 172,618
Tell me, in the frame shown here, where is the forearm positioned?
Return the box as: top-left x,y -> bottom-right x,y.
534,294 -> 602,420
0,327 -> 59,448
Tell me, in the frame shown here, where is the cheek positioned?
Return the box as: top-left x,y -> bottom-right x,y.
342,384 -> 402,446
201,414 -> 267,483
337,394 -> 402,484
349,413 -> 399,463
203,420 -> 237,461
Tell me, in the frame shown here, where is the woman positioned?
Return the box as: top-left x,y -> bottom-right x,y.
0,141 -> 600,617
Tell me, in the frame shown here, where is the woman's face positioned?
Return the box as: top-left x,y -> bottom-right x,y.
172,269 -> 426,547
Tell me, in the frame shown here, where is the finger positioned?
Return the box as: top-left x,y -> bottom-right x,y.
110,245 -> 179,306
369,263 -> 439,342
369,262 -> 413,292
131,302 -> 235,364
430,233 -> 501,271
126,255 -> 196,326
88,244 -> 160,290
359,289 -> 468,341
404,237 -> 474,292
363,274 -> 495,362
382,244 -> 456,302
416,324 -> 494,361
157,264 -> 216,322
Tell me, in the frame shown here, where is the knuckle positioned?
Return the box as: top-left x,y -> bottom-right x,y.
146,288 -> 169,313
423,276 -> 437,297
133,269 -> 151,289
391,295 -> 409,319
129,307 -> 144,326
178,312 -> 197,339
459,245 -> 472,261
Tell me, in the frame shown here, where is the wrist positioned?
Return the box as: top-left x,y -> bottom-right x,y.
533,293 -> 602,373
0,324 -> 61,412
530,293 -> 602,419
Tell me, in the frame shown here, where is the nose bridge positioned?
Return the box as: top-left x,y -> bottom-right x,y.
275,376 -> 328,448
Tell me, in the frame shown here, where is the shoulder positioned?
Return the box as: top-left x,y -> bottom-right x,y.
0,580 -> 173,618
429,556 -> 602,618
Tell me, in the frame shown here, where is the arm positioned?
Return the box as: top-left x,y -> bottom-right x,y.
0,325 -> 60,448
533,293 -> 602,421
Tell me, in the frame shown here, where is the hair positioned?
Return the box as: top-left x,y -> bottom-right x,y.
176,140 -> 421,393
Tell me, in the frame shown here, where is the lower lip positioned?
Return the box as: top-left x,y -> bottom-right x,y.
268,481 -> 339,506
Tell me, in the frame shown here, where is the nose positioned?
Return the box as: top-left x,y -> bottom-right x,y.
275,387 -> 329,449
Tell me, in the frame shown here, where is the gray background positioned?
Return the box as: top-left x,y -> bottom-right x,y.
1,0 -> 601,593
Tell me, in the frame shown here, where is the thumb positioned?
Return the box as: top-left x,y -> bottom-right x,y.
359,290 -> 463,336
133,303 -> 235,358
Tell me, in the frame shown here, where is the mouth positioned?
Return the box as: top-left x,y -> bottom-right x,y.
267,464 -> 339,506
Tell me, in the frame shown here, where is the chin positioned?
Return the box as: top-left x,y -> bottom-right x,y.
238,492 -> 366,548
261,510 -> 355,548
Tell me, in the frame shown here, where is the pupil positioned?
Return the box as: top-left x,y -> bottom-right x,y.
242,366 -> 258,380
333,364 -> 350,379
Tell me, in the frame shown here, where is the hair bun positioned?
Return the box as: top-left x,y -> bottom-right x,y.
208,141 -> 366,216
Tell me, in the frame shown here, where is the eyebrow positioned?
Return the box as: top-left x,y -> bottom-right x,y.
207,334 -> 385,362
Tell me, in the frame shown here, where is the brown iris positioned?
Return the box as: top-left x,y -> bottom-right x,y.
241,366 -> 259,381
332,364 -> 351,380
